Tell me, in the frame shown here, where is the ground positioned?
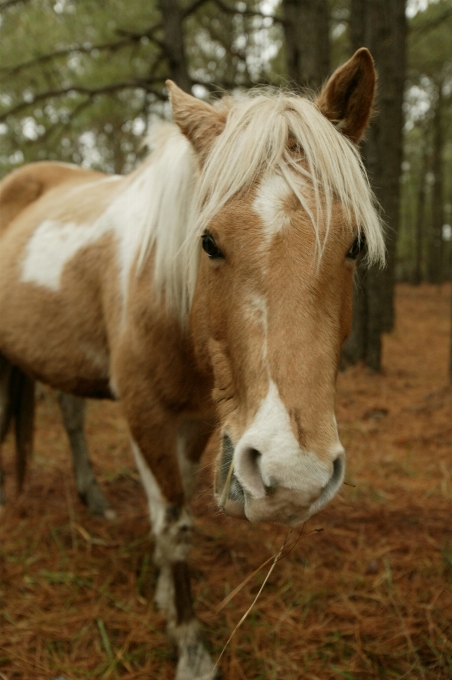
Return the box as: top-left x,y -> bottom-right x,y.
0,284 -> 451,680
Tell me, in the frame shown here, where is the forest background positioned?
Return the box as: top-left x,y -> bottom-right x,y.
1,3 -> 452,679
0,0 -> 451,372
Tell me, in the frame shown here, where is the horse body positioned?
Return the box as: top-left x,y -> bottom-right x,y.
0,141 -> 218,677
0,163 -> 115,395
0,49 -> 384,679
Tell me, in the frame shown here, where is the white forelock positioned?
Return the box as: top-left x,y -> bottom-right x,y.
130,91 -> 385,320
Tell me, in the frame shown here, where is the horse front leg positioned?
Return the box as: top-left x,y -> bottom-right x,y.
58,393 -> 115,519
127,408 -> 217,680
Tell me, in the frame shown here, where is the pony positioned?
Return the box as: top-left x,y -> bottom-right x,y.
0,48 -> 384,680
0,378 -> 115,516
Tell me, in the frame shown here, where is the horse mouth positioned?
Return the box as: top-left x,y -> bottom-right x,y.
216,432 -> 345,526
216,432 -> 309,525
216,433 -> 247,519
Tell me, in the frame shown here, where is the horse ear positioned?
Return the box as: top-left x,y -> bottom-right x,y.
166,80 -> 227,159
316,48 -> 376,144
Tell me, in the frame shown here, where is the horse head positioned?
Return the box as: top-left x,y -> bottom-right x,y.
168,49 -> 384,527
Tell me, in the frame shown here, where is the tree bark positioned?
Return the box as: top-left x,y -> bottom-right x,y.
449,287 -> 452,385
344,0 -> 407,371
428,86 -> 444,285
413,142 -> 429,285
282,0 -> 330,91
159,0 -> 191,93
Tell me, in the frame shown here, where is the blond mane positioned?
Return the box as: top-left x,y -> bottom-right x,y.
136,90 -> 385,320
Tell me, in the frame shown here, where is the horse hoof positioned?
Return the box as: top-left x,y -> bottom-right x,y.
174,643 -> 218,680
79,487 -> 114,519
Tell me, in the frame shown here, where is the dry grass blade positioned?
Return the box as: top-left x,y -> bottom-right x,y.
219,458 -> 234,508
215,553 -> 280,614
212,529 -> 294,674
215,526 -> 316,613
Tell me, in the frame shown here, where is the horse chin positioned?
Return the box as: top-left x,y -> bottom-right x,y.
218,487 -> 310,527
243,494 -> 311,527
220,497 -> 248,520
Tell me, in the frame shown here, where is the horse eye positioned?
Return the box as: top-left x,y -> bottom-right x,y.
347,235 -> 366,260
201,232 -> 224,259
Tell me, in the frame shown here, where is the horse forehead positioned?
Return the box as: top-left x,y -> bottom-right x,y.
251,173 -> 355,260
253,174 -> 293,242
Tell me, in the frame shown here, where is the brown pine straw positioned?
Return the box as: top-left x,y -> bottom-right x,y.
219,458 -> 235,508
215,525 -> 323,613
0,284 -> 452,679
212,528 -> 294,675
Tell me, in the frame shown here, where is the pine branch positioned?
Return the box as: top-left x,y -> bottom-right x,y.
0,0 -> 32,9
0,25 -> 163,78
410,7 -> 452,38
0,78 -> 167,121
183,0 -> 212,18
213,0 -> 281,22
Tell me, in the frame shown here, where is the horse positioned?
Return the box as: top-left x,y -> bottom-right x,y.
0,376 -> 115,516
0,48 -> 384,680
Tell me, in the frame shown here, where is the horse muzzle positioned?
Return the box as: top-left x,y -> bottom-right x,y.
216,433 -> 346,526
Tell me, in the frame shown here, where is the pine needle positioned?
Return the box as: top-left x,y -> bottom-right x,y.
212,529 -> 294,675
219,458 -> 234,507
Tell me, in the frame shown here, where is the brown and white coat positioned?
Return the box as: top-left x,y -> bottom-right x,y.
0,49 -> 384,679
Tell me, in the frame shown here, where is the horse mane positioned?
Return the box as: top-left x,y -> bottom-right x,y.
135,90 -> 385,321
129,123 -> 198,318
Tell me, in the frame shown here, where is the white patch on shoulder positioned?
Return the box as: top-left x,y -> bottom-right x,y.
21,219 -> 113,291
21,171 -> 124,291
20,172 -> 144,294
253,173 -> 292,241
234,380 -> 331,499
20,167 -> 172,303
20,129 -> 196,318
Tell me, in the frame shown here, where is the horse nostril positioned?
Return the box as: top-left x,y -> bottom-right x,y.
318,451 -> 346,504
237,446 -> 266,497
331,454 -> 344,484
249,448 -> 261,465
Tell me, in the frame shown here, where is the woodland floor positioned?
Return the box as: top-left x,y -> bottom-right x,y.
0,283 -> 451,680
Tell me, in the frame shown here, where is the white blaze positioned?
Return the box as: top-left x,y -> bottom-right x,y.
246,292 -> 269,364
253,173 -> 292,242
234,380 -> 332,501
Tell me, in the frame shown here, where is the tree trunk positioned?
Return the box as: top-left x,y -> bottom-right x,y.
282,0 -> 330,91
344,0 -> 406,371
449,287 -> 452,387
427,86 -> 444,285
413,142 -> 429,285
159,0 -> 191,93
449,287 -> 452,385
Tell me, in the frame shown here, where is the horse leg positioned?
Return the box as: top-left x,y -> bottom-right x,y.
128,415 -> 217,680
155,418 -> 213,622
0,354 -> 14,507
177,418 -> 214,502
12,368 -> 35,493
57,393 -> 115,519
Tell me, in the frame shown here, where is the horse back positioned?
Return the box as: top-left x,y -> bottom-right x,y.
0,162 -> 117,397
0,162 -> 104,236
